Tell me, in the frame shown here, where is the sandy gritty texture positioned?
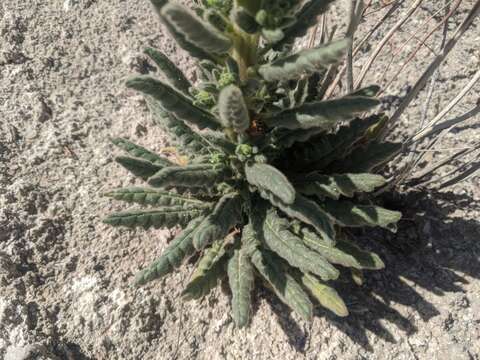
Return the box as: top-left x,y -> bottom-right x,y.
1,0 -> 480,359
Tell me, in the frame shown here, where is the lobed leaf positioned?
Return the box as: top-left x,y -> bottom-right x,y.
103,187 -> 211,208
321,199 -> 402,233
274,0 -> 336,49
329,141 -> 402,173
126,76 -> 220,130
233,7 -> 259,34
302,228 -> 385,270
285,115 -> 385,170
262,210 -> 339,281
193,193 -> 243,250
251,250 -> 313,321
112,137 -> 172,166
146,98 -> 214,156
259,39 -> 349,82
263,192 -> 336,246
115,156 -> 164,180
161,3 -> 232,54
218,85 -> 250,133
263,96 -> 380,130
150,0 -> 215,61
301,274 -> 348,317
103,206 -> 207,230
144,47 -> 191,95
148,164 -> 229,188
245,163 -> 296,205
182,239 -> 228,300
295,173 -> 386,200
228,248 -> 255,328
134,216 -> 205,286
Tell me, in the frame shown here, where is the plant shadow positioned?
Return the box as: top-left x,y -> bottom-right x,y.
260,190 -> 480,353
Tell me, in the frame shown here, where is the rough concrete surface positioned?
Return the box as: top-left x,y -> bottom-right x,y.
1,0 -> 480,359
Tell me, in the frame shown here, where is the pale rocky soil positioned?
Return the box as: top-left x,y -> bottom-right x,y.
1,1 -> 480,359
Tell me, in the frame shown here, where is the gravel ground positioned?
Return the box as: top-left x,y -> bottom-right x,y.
1,1 -> 479,359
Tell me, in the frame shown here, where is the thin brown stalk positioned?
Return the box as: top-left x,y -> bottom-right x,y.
381,0 -> 480,138
381,0 -> 462,93
354,0 -> 424,90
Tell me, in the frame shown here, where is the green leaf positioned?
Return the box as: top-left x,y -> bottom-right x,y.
161,3 -> 232,54
150,0 -> 215,61
228,248 -> 255,328
103,207 -> 208,230
115,156 -> 164,180
126,77 -> 220,131
301,274 -> 348,317
285,115 -> 385,170
274,0 -> 336,49
134,216 -> 204,286
182,239 -> 228,300
218,85 -> 250,133
245,163 -> 296,205
112,138 -> 172,166
349,85 -> 381,98
263,96 -> 380,130
232,7 -> 259,34
259,39 -> 349,82
321,199 -> 402,233
302,228 -> 384,270
103,187 -> 212,208
267,128 -> 325,149
295,173 -> 386,200
251,250 -> 313,320
148,164 -> 229,188
329,142 -> 402,173
146,98 -> 216,155
193,193 -> 242,250
262,210 -> 339,281
144,48 -> 191,95
262,192 -> 335,246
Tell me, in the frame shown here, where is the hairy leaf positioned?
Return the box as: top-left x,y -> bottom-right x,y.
148,164 -> 229,188
161,3 -> 232,54
251,250 -> 313,320
301,274 -> 348,317
182,239 -> 228,300
233,7 -> 259,34
263,192 -> 335,246
103,207 -> 207,230
329,141 -> 402,173
193,193 -> 242,250
218,85 -> 250,133
115,156 -> 164,180
103,187 -> 212,208
126,77 -> 220,130
150,0 -> 215,61
112,138 -> 172,166
350,85 -> 381,98
263,96 -> 380,130
295,173 -> 386,200
302,228 -> 385,270
144,47 -> 191,95
262,210 -> 339,281
274,0 -> 336,49
259,39 -> 348,82
134,216 -> 204,285
245,163 -> 296,205
285,115 -> 385,170
147,98 -> 216,155
228,248 -> 255,328
321,199 -> 402,233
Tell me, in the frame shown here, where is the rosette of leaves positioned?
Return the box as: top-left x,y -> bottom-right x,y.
103,0 -> 402,328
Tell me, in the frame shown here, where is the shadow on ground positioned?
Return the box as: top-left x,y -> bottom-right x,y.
256,190 -> 480,352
